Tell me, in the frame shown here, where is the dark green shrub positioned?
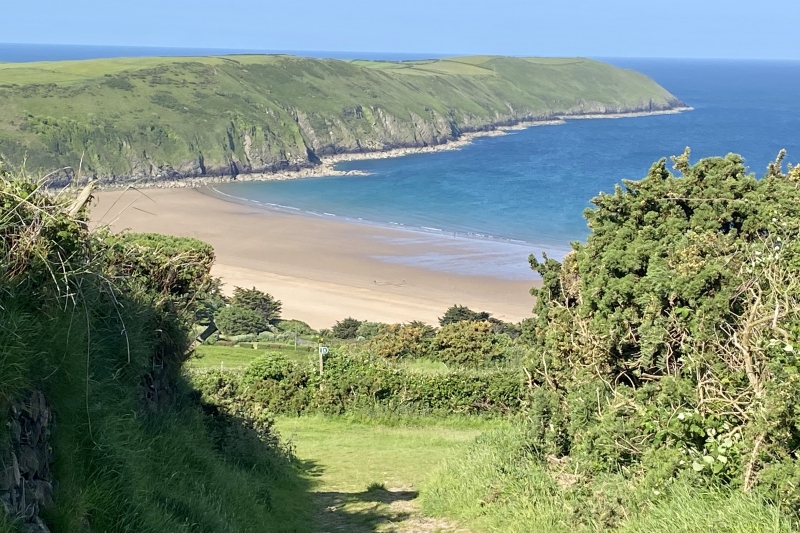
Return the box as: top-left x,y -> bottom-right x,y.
231,286 -> 282,324
438,304 -> 490,326
332,317 -> 363,339
274,319 -> 316,336
215,305 -> 267,336
524,151 -> 800,506
356,321 -> 387,339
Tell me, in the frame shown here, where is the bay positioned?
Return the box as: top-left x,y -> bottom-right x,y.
214,59 -> 800,255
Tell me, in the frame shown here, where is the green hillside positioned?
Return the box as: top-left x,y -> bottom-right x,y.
0,55 -> 684,184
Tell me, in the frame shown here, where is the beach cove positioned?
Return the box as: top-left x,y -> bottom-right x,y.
92,187 -> 539,328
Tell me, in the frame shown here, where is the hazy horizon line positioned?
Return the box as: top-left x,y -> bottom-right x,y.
1,42 -> 798,63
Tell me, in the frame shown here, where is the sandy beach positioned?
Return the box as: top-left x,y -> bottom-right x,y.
91,188 -> 540,329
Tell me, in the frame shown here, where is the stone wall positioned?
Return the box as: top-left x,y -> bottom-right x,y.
0,391 -> 54,532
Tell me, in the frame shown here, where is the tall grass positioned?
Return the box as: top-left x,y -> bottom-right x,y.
422,425 -> 793,532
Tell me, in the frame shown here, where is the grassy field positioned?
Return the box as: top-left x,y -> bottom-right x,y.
190,343 -> 317,369
275,415 -> 504,532
0,54 -> 683,182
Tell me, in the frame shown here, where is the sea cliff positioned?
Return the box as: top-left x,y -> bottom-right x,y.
0,55 -> 687,186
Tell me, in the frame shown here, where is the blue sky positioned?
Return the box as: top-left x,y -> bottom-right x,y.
3,0 -> 799,60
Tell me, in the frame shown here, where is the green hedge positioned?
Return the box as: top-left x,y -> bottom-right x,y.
190,351 -> 524,416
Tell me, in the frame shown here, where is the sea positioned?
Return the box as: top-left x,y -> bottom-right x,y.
211,58 -> 800,277
4,45 -> 800,279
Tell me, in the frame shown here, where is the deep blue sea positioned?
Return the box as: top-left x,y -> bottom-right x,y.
213,59 -> 800,255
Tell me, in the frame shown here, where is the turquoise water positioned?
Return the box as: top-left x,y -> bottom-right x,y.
214,59 -> 800,255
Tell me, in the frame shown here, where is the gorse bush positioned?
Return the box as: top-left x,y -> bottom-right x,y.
432,321 -> 507,366
523,151 -> 800,517
369,323 -> 436,359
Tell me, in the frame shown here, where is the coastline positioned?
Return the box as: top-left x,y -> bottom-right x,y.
98,107 -> 692,190
91,188 -> 540,329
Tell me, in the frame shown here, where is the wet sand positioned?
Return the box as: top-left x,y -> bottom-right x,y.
91,188 -> 539,329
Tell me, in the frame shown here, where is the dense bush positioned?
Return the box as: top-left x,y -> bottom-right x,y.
439,304 -> 490,326
369,323 -> 436,359
274,318 -> 316,336
523,151 -> 800,516
332,317 -> 363,339
231,286 -> 282,324
215,305 -> 268,336
432,321 -> 507,366
356,321 -> 386,339
191,351 -> 523,416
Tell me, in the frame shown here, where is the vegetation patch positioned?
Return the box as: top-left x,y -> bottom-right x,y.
0,171 -> 311,531
423,150 -> 800,530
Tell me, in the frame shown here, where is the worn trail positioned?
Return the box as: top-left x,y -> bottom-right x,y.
274,417 -> 492,532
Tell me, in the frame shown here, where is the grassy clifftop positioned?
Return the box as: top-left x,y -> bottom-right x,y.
0,55 -> 684,184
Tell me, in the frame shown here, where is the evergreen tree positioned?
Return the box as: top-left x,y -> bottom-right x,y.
231,286 -> 282,324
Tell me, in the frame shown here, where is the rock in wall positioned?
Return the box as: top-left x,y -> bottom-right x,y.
0,391 -> 55,533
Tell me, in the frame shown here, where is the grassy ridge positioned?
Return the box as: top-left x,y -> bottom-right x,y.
0,55 -> 683,183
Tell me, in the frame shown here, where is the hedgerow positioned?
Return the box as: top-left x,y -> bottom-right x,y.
191,351 -> 523,417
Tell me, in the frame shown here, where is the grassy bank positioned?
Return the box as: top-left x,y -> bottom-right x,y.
0,175 -> 312,531
422,426 -> 793,533
0,55 -> 683,182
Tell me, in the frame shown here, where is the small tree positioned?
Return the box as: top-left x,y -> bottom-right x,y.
439,304 -> 491,326
232,286 -> 282,324
215,306 -> 267,336
332,317 -> 363,339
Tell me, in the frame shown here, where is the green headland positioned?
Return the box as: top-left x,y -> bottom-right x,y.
0,55 -> 685,184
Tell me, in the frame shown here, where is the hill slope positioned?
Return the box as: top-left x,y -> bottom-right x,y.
0,55 -> 685,184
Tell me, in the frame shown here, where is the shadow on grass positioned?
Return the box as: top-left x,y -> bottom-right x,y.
296,459 -> 424,533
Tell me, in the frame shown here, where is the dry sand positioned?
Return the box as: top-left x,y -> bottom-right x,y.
91,188 -> 539,329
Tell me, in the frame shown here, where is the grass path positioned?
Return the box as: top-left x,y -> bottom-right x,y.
274,416 -> 499,533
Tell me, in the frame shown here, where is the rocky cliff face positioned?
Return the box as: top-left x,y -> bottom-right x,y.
68,97 -> 686,188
